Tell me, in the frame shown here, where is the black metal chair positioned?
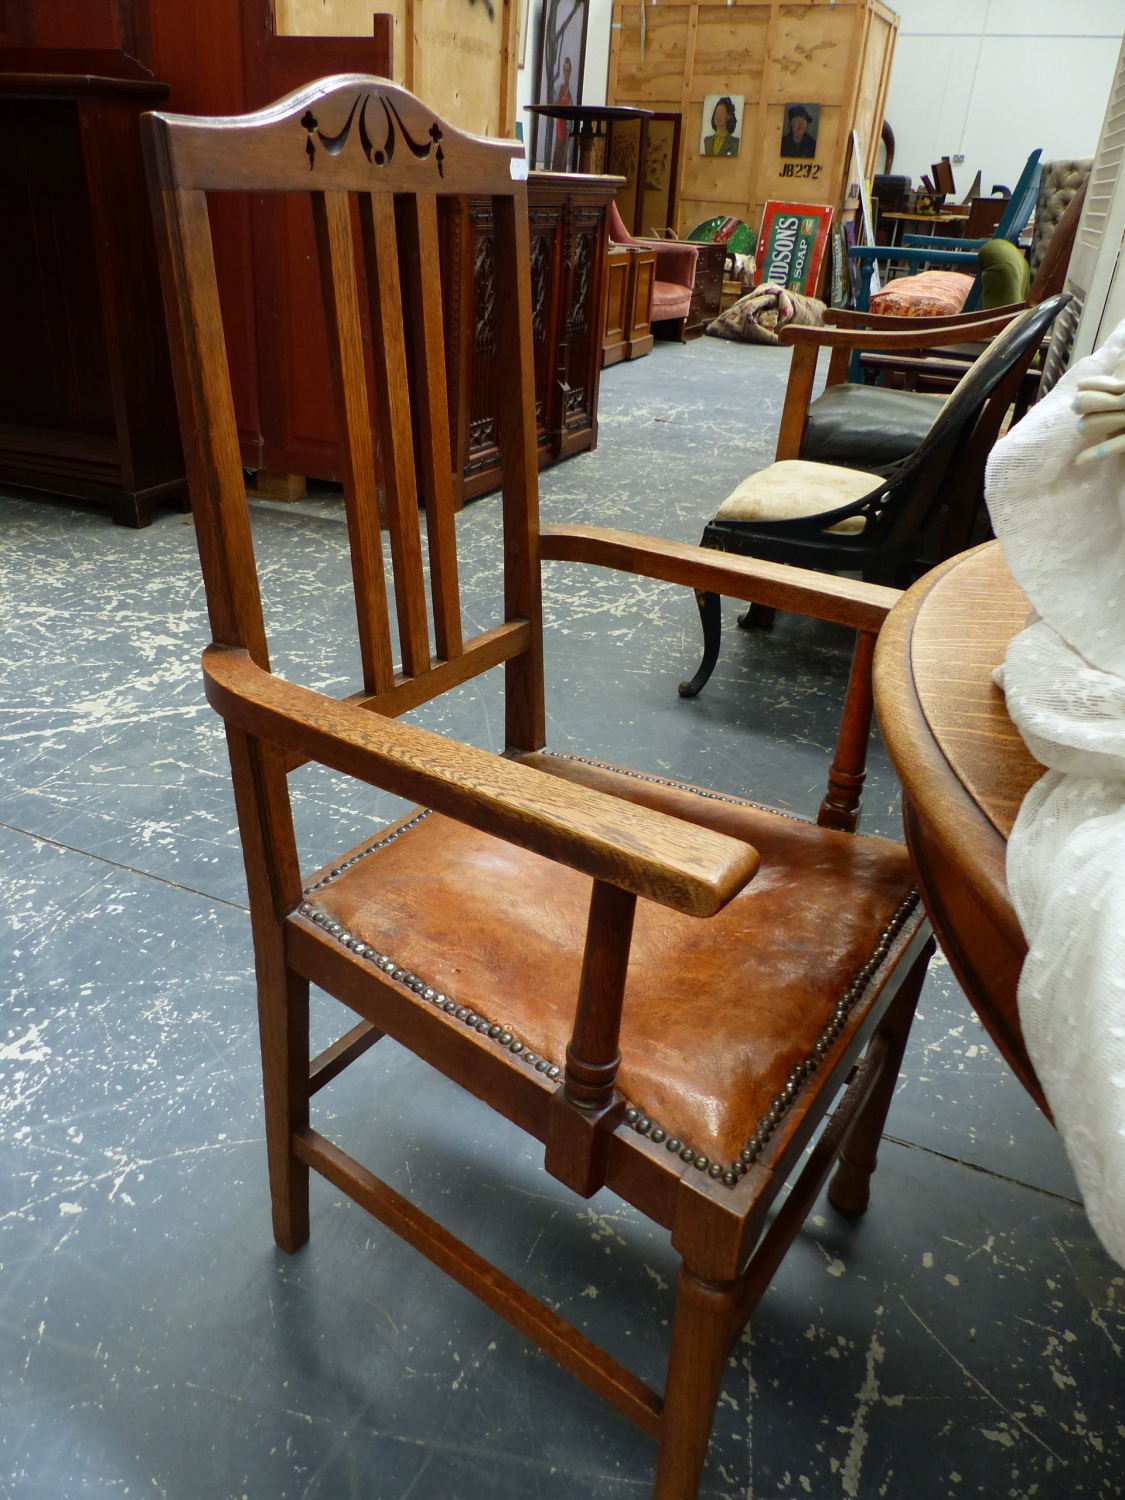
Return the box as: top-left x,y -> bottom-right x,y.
678,294 -> 1067,699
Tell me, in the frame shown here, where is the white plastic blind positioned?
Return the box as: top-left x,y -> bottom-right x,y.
1069,30 -> 1125,362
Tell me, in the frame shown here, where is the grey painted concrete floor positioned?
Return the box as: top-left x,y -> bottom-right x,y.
1,337 -> 1122,1500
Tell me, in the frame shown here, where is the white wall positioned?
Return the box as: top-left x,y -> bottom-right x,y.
515,0 -> 614,156
883,1 -> 1122,193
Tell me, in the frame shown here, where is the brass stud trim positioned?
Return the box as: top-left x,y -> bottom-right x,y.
294,796 -> 919,1188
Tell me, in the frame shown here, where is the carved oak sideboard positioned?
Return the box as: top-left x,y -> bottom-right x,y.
440,171 -> 623,506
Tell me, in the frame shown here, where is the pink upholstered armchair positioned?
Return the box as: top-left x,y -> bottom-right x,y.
607,201 -> 699,340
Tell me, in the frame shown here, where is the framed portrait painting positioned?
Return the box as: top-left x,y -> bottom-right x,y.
780,102 -> 820,159
700,94 -> 744,157
533,0 -> 590,170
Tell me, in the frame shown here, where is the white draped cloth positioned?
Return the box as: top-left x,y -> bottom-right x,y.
986,317 -> 1125,1270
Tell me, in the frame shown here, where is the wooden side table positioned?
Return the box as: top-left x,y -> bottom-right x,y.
874,541 -> 1049,1114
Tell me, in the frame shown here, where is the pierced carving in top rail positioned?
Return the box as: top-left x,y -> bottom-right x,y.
301,93 -> 445,178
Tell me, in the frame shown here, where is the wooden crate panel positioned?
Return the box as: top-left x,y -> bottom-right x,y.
771,3 -> 855,99
615,6 -> 693,101
612,0 -> 897,243
851,11 -> 895,174
693,7 -> 769,99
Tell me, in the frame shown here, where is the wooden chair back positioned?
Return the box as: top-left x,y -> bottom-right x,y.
142,74 -> 546,754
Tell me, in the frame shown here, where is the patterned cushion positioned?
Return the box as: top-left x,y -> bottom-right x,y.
869,270 -> 975,318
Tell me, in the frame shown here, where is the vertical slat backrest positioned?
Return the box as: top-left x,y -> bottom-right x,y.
396,192 -> 463,661
357,190 -> 432,679
310,189 -> 397,694
143,76 -> 545,752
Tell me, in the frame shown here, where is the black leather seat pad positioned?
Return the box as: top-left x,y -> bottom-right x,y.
799,383 -> 945,473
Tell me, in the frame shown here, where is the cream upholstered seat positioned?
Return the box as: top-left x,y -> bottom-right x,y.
715,459 -> 884,535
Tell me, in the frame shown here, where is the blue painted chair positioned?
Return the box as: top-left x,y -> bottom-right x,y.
848,150 -> 1043,316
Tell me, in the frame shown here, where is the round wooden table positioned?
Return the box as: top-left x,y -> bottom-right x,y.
875,541 -> 1050,1115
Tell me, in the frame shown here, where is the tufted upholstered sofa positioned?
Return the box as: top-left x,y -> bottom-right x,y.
1029,158 -> 1093,275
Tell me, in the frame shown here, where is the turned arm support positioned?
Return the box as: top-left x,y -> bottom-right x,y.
202,645 -> 759,920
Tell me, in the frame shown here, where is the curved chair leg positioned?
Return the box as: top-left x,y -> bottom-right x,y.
736,603 -> 776,631
678,590 -> 722,698
827,938 -> 934,1215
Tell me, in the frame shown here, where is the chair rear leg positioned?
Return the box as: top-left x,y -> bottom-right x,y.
677,590 -> 722,698
258,966 -> 312,1252
737,603 -> 776,631
653,1265 -> 738,1500
828,939 -> 934,1215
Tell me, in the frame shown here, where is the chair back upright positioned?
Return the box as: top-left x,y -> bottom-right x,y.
142,75 -> 545,754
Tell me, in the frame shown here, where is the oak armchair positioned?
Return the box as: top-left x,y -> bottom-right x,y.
145,76 -> 933,1500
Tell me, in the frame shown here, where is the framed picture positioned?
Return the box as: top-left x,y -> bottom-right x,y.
699,94 -> 744,157
754,202 -> 833,297
780,102 -> 820,159
533,0 -> 589,170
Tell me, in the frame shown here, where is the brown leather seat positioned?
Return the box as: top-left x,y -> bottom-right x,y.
304,758 -> 914,1169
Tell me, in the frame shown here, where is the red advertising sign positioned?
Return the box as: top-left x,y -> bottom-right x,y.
754,202 -> 833,296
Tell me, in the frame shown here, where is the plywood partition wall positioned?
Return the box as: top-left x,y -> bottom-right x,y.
274,0 -> 519,136
607,0 -> 897,242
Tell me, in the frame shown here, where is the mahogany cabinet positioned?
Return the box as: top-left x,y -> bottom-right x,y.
1,0 -> 392,521
0,55 -> 184,525
441,171 -> 621,505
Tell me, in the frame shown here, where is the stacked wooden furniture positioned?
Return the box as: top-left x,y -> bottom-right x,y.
607,0 -> 898,243
443,172 -> 621,505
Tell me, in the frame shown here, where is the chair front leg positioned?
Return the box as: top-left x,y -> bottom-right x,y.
677,589 -> 723,699
654,1265 -> 740,1500
259,966 -> 312,1252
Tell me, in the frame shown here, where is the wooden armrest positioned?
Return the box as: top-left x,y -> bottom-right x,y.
779,309 -> 1019,352
539,524 -> 900,631
825,302 -> 1025,331
202,645 -> 759,919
